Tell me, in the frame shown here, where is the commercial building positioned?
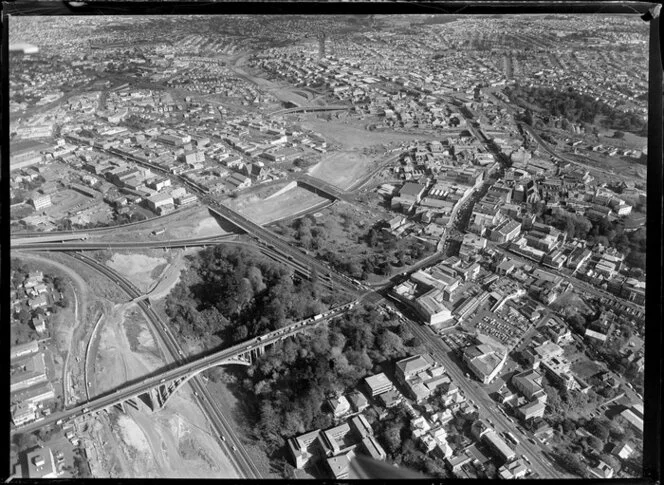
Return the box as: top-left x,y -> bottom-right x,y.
511,370 -> 547,402
288,429 -> 323,469
31,194 -> 52,210
482,430 -> 515,463
11,341 -> 39,360
363,373 -> 394,397
11,352 -> 48,392
462,337 -> 507,384
518,400 -> 546,421
146,192 -> 174,212
26,447 -> 58,478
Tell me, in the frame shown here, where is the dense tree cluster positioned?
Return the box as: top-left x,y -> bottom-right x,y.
165,245 -> 341,348
506,84 -> 647,136
540,209 -> 647,270
238,304 -> 423,455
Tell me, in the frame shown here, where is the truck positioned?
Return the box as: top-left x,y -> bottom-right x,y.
313,314 -> 323,321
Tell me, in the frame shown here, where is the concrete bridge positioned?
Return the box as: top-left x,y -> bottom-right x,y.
14,302 -> 357,434
269,104 -> 352,117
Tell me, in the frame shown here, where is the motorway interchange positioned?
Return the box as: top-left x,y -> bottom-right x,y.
12,164 -> 570,479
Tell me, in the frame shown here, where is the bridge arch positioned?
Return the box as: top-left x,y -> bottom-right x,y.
151,356 -> 252,410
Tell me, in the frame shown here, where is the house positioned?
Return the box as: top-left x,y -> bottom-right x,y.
32,315 -> 46,334
498,459 -> 528,478
327,395 -> 351,419
347,391 -> 369,413
588,460 -> 614,479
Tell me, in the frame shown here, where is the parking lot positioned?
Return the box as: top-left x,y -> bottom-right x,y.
464,304 -> 534,349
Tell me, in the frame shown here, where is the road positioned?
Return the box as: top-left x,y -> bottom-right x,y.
518,122 -> 623,181
64,252 -> 263,478
490,242 -> 643,313
12,234 -> 235,251
386,299 -> 572,479
11,300 -> 356,437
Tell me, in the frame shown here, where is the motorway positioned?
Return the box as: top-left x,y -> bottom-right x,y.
11,298 -> 354,435
12,234 -> 235,250
68,252 -> 263,478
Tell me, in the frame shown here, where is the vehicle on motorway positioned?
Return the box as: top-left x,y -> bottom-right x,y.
160,378 -> 166,383
221,435 -> 226,441
82,408 -> 90,413
232,445 -> 237,452
194,391 -> 199,397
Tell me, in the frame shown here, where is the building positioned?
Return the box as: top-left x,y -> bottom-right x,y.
31,194 -> 52,210
463,338 -> 507,384
361,436 -> 387,461
490,219 -> 522,243
11,341 -> 39,361
398,182 -> 427,204
363,373 -> 393,397
395,354 -> 436,384
321,422 -> 354,455
11,402 -> 36,426
11,352 -> 48,392
498,459 -> 529,479
518,400 -> 546,421
146,192 -> 174,212
482,430 -> 515,463
26,448 -> 58,478
326,450 -> 355,479
588,460 -> 615,479
11,382 -> 55,408
511,369 -> 547,402
288,429 -> 322,469
347,391 -> 369,413
414,289 -> 453,325
327,395 -> 351,419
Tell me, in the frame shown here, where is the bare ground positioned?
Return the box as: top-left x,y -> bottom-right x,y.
228,186 -> 328,225
308,150 -> 377,190
89,292 -> 238,478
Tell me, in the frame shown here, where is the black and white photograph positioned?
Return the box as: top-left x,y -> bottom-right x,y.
6,4 -> 660,481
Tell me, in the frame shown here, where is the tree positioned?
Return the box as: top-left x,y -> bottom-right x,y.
558,451 -> 587,477
613,130 -> 625,139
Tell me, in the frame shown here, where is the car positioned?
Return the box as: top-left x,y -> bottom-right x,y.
522,454 -> 531,464
232,445 -> 238,452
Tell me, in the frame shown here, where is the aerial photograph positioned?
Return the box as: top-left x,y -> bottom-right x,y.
9,13 -> 648,480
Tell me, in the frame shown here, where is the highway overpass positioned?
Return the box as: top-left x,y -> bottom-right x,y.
12,234 -> 235,251
269,104 -> 352,117
12,302 -> 356,435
